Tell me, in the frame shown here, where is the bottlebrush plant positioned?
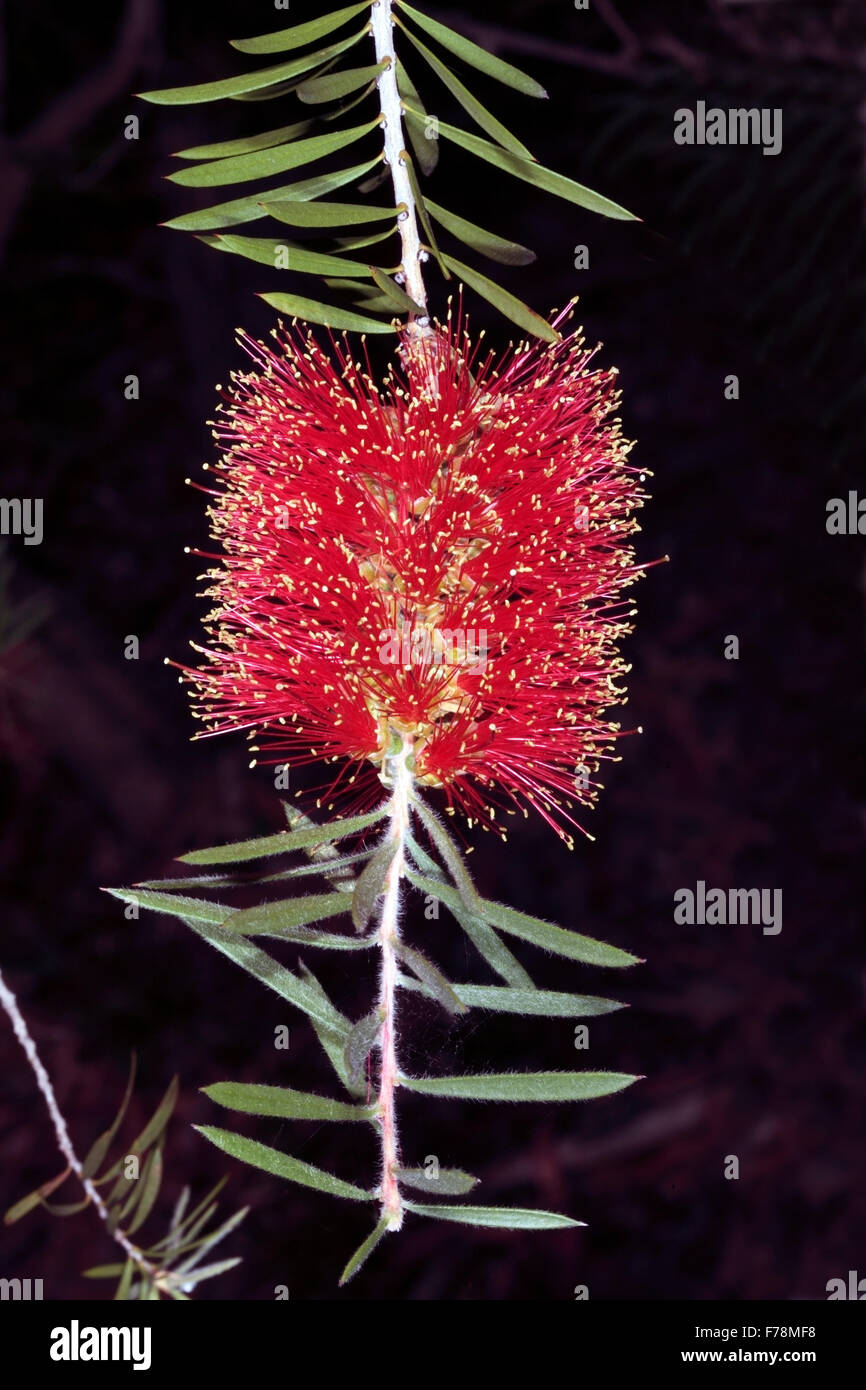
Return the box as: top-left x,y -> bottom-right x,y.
108,0 -> 648,1286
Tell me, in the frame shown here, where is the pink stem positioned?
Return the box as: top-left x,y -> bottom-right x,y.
376,741 -> 412,1230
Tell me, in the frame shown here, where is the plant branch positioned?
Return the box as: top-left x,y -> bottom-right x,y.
375,739 -> 413,1230
0,964 -> 162,1287
370,0 -> 431,335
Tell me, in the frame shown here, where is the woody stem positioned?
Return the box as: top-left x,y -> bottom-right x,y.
370,0 -> 430,334
376,740 -> 412,1230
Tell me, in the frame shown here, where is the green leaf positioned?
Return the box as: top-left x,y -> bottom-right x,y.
400,151 -> 450,281
114,1259 -> 135,1301
224,891 -> 353,937
81,1054 -> 137,1178
4,1167 -> 71,1226
202,1082 -> 373,1123
168,116 -> 379,187
395,59 -> 438,175
410,797 -> 483,915
212,235 -> 372,280
338,1218 -> 390,1285
298,61 -> 387,105
403,857 -> 532,990
426,198 -> 535,266
297,963 -> 361,1096
262,292 -> 395,332
432,116 -> 638,220
127,1076 -> 179,1159
333,227 -> 398,252
162,157 -> 382,231
478,896 -> 640,969
441,251 -> 558,342
397,3 -> 548,99
351,836 -> 397,932
232,3 -> 370,56
195,1126 -> 371,1201
125,1146 -> 164,1236
449,984 -> 626,1017
368,265 -> 424,314
179,806 -> 386,865
397,22 -> 533,158
402,1071 -> 640,1102
169,1256 -> 242,1289
180,918 -> 350,1035
395,1166 -> 478,1196
394,942 -> 467,1015
174,120 -> 314,160
140,28 -> 369,105
263,199 -> 400,228
344,1008 -> 383,1091
405,1202 -> 583,1230
105,886 -> 231,925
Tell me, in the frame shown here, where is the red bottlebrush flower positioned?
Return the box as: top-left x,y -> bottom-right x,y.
182,306 -> 647,844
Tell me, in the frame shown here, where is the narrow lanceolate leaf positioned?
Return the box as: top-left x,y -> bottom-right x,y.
402,1072 -> 640,1102
231,3 -> 370,56
401,152 -> 449,279
180,918 -> 349,1035
394,942 -> 467,1015
195,1127 -> 371,1201
344,1008 -> 383,1091
405,1202 -> 583,1230
179,806 -> 386,865
426,198 -> 535,266
174,121 -> 313,161
125,1146 -> 163,1236
104,887 -> 231,926
403,858 -> 533,990
140,29 -> 369,106
4,1167 -> 72,1226
298,61 -> 387,105
478,895 -> 640,969
449,984 -> 627,1017
168,116 -> 379,187
262,199 -> 400,228
334,227 -> 399,252
202,1082 -> 373,1123
162,157 -> 383,231
395,1166 -> 479,1196
395,59 -> 438,174
351,837 -> 397,932
338,1218 -> 389,1285
82,1055 -> 137,1179
397,23 -> 534,158
432,117 -> 638,220
368,266 -> 424,315
297,963 -> 361,1096
397,3 -> 548,99
224,891 -> 352,937
441,252 -> 558,342
212,235 -> 371,280
261,292 -> 394,333
410,796 -> 483,916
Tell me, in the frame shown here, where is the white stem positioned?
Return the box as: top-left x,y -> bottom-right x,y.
0,966 -> 162,1286
370,0 -> 430,332
376,741 -> 412,1230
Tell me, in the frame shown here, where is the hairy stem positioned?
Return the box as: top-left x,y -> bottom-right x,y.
370,0 -> 430,335
376,740 -> 412,1230
0,965 -> 161,1286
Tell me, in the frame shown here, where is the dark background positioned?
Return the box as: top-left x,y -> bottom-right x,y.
1,0 -> 864,1301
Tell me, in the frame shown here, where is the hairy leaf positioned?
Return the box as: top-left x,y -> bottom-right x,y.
196,1127 -> 371,1201
478,896 -> 640,969
351,836 -> 397,932
403,858 -> 532,990
344,1008 -> 383,1091
449,984 -> 626,1017
105,886 -> 231,925
410,796 -> 483,915
224,891 -> 353,937
394,941 -> 467,1015
395,1166 -> 478,1195
179,806 -> 386,865
405,1202 -> 583,1229
402,1071 -> 640,1102
202,1082 -> 372,1123
338,1218 -> 390,1285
